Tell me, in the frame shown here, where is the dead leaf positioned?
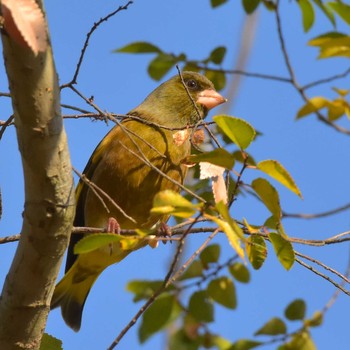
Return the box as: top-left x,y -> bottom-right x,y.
200,162 -> 227,204
2,0 -> 48,55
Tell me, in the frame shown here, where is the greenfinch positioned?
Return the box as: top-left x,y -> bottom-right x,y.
51,71 -> 226,331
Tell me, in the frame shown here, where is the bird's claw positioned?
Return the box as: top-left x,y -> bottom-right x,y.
107,217 -> 121,234
156,222 -> 172,245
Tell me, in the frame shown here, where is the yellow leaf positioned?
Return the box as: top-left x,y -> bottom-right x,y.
205,212 -> 245,260
257,160 -> 302,198
332,87 -> 350,97
296,97 -> 330,119
327,99 -> 347,121
151,190 -> 199,218
243,218 -> 260,234
252,178 -> 282,220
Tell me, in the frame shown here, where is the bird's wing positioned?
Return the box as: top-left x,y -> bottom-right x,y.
65,127 -> 115,273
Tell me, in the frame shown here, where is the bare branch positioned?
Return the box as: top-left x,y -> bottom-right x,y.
283,202 -> 350,220
62,1 -> 134,86
302,67 -> 350,90
295,258 -> 350,296
295,251 -> 350,285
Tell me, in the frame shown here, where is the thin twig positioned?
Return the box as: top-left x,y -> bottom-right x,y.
73,167 -> 137,224
179,255 -> 239,291
0,115 -> 14,140
62,1 -> 134,87
323,247 -> 350,313
228,153 -> 249,207
295,258 -> 350,296
283,202 -> 350,220
302,67 -> 350,90
107,212 -> 204,349
197,65 -> 292,84
295,251 -> 350,285
275,0 -> 299,87
61,104 -> 92,114
68,85 -> 106,116
171,228 -> 220,283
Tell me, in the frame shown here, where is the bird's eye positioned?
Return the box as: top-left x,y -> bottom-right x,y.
186,79 -> 198,90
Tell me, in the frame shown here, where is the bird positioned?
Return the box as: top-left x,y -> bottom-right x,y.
50,71 -> 226,331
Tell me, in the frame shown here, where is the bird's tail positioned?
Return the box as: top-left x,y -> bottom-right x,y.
50,266 -> 100,332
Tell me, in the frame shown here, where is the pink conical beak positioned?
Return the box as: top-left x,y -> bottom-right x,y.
197,89 -> 227,110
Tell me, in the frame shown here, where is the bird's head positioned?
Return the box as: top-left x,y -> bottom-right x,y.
130,71 -> 226,128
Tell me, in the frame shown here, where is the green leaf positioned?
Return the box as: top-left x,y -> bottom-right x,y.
211,0 -> 228,8
188,290 -> 214,322
207,277 -> 237,309
229,262 -> 250,283
297,97 -> 330,118
245,235 -> 267,270
242,0 -> 261,14
305,311 -> 323,327
262,0 -> 277,11
257,160 -> 302,198
186,148 -> 235,169
179,260 -> 204,280
269,232 -> 295,270
209,46 -> 227,64
285,299 -> 306,321
214,115 -> 256,150
151,190 -> 199,218
264,215 -> 279,229
148,53 -> 176,80
210,335 -> 232,350
126,280 -> 165,302
205,70 -> 227,90
251,178 -> 281,220
232,150 -> 256,165
74,233 -> 137,254
279,331 -> 316,350
328,2 -> 350,25
114,41 -> 161,54
206,202 -> 245,259
200,244 -> 221,267
255,317 -> 287,336
297,0 -> 315,32
169,329 -> 200,350
139,294 -> 180,342
228,339 -> 263,350
40,333 -> 63,350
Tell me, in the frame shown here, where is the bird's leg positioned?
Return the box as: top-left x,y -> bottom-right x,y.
107,217 -> 121,234
107,217 -> 121,255
156,222 -> 172,245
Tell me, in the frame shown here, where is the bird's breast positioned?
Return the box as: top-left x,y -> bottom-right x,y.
84,120 -> 191,230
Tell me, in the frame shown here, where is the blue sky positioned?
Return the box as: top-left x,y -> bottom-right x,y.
0,0 -> 349,349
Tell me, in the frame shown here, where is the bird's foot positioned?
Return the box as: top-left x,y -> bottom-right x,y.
156,222 -> 172,245
107,217 -> 121,234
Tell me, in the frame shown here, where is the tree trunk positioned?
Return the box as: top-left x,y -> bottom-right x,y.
0,1 -> 75,349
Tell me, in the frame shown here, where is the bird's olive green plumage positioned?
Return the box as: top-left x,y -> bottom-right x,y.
51,72 -> 226,331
